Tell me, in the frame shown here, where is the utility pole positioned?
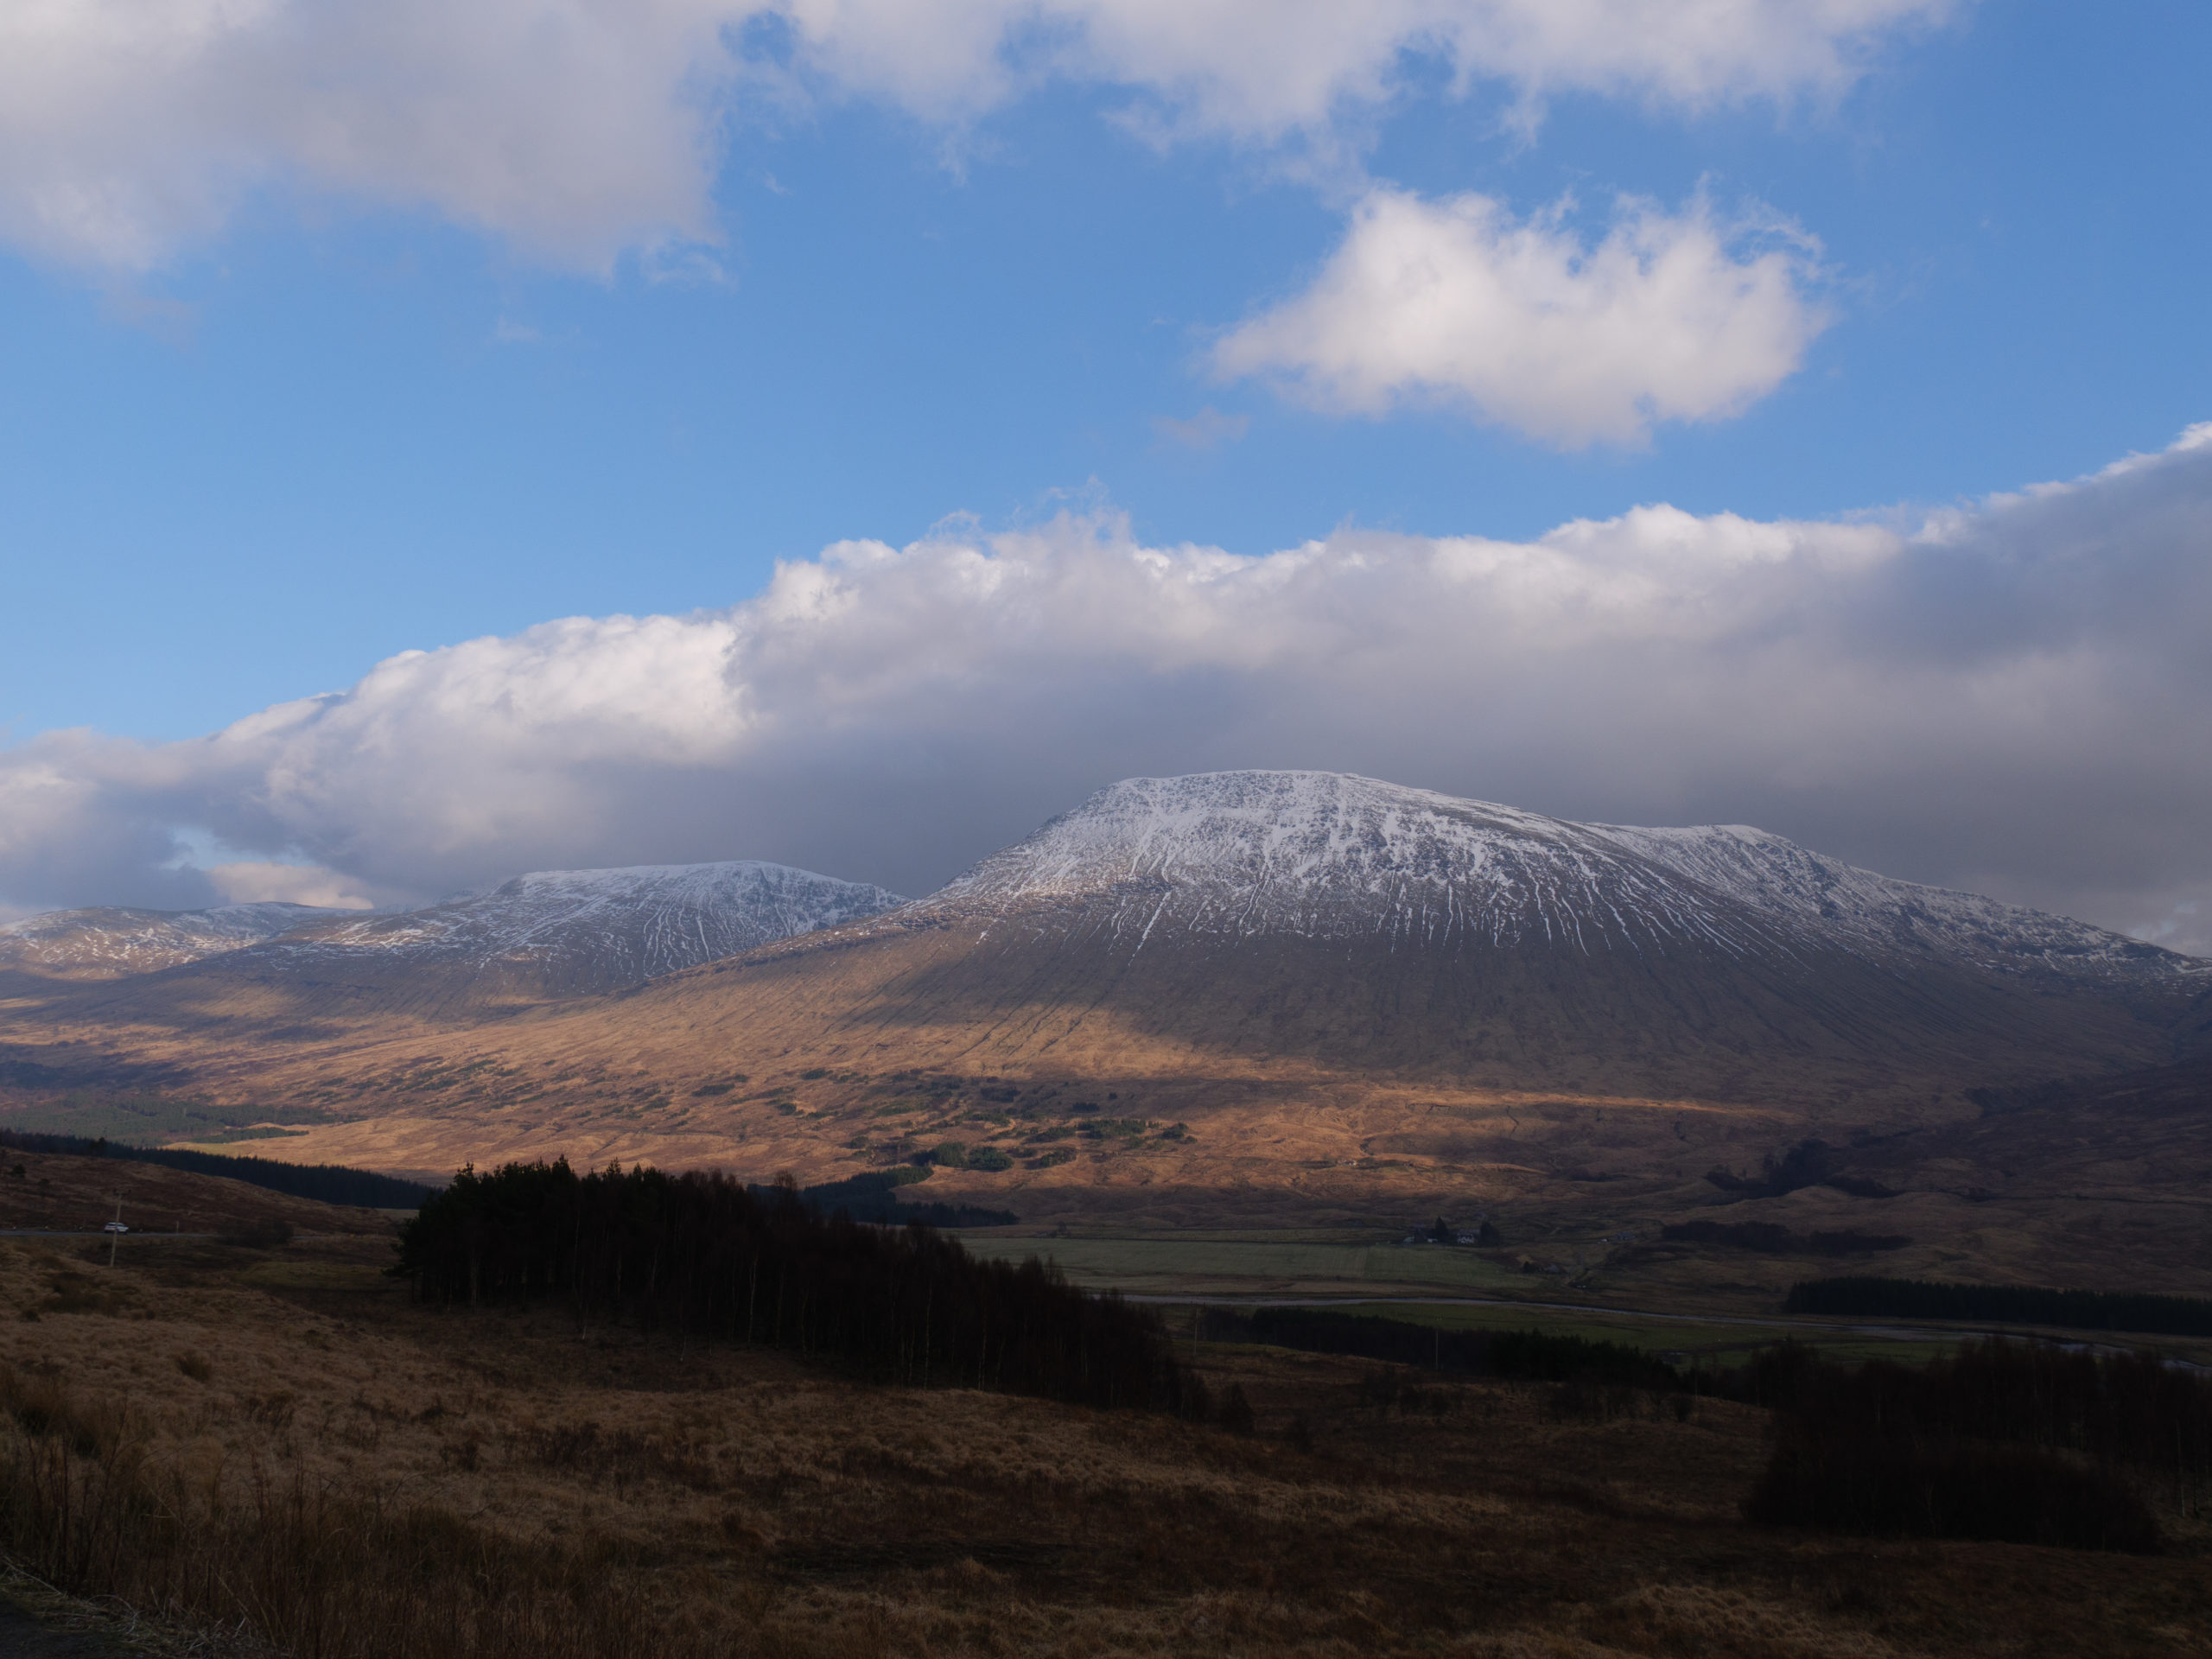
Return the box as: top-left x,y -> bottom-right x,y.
107,1193 -> 124,1268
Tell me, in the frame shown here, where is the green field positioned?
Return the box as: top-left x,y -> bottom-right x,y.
0,1094 -> 333,1147
954,1230 -> 1997,1367
1177,1297 -> 1961,1368
955,1232 -> 1531,1295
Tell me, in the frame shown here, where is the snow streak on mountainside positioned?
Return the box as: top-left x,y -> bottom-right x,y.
257,861 -> 907,993
919,772 -> 2203,982
0,902 -> 347,979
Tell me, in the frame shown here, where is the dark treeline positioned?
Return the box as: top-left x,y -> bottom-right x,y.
394,1160 -> 1201,1415
0,1128 -> 434,1211
1205,1306 -> 1680,1389
1662,1220 -> 1910,1255
1786,1275 -> 2212,1337
764,1169 -> 1016,1229
1744,1338 -> 2210,1553
1705,1138 -> 1892,1202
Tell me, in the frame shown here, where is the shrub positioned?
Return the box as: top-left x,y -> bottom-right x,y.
931,1141 -> 968,1168
1736,1337 -> 2212,1475
1747,1429 -> 2161,1552
967,1147 -> 1014,1172
1737,1337 -> 2210,1554
1217,1383 -> 1255,1436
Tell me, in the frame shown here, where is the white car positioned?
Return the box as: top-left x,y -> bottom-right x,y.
103,1221 -> 129,1234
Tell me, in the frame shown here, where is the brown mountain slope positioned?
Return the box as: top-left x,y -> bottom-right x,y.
1,775 -> 2203,1263
4,861 -> 2190,1242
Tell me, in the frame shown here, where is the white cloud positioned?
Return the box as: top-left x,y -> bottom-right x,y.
0,0 -> 735,270
1212,189 -> 1827,445
782,0 -> 1956,139
0,0 -> 1953,268
2,425 -> 2208,954
202,862 -> 378,910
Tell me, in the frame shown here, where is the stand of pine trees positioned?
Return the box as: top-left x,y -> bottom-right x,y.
1742,1338 -> 2210,1553
394,1160 -> 1203,1416
1784,1275 -> 2212,1338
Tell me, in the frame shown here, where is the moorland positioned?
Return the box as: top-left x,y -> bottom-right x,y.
3,1153 -> 2211,1656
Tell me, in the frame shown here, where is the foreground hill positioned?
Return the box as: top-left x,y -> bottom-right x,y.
0,1141 -> 398,1236
13,1226 -> 2205,1659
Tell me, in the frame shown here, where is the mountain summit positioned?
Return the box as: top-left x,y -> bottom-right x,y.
923,771 -> 2185,985
623,770 -> 2198,1108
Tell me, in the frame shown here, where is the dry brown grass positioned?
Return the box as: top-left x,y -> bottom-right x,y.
0,1148 -> 394,1238
3,1233 -> 2209,1657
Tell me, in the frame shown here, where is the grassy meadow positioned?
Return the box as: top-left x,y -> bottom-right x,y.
1,1224 -> 2209,1657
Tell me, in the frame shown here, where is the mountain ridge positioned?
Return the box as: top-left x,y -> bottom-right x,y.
1,772 -> 2202,1241
690,772 -> 2198,1001
9,860 -> 907,1027
0,900 -> 351,981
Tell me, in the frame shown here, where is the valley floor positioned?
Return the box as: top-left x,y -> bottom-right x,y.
2,1233 -> 2209,1657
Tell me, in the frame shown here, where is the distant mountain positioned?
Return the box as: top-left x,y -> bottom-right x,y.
610,771 -> 2203,1105
181,770 -> 2190,1131
0,902 -> 347,981
257,861 -> 908,997
5,775 -> 2203,1229
22,861 -> 906,1027
931,772 -> 2188,987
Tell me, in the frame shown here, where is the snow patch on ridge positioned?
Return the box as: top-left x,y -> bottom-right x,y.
923,771 -> 2202,979
260,861 -> 906,984
0,902 -> 347,977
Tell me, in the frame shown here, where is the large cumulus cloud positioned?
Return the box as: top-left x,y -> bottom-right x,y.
1212,188 -> 1827,446
0,0 -> 1951,269
3,426 -> 2208,951
0,2 -> 1945,442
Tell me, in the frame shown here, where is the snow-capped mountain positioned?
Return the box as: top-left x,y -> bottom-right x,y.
257,861 -> 906,995
0,902 -> 349,980
915,771 -> 2199,987
13,861 -> 906,1032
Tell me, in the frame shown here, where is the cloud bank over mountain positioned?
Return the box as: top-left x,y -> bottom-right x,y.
2,424 -> 2205,952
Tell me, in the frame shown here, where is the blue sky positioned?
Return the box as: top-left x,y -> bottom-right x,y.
1,1 -> 2209,950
